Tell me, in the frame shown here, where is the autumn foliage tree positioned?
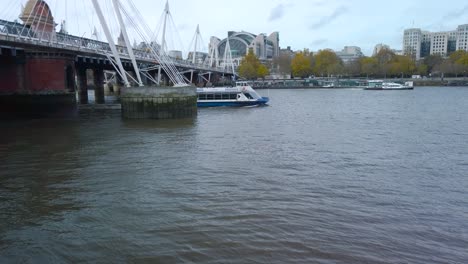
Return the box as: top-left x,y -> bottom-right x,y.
374,48 -> 396,77
450,50 -> 468,76
283,47 -> 468,79
291,49 -> 314,78
273,53 -> 293,76
423,55 -> 444,74
313,49 -> 343,77
360,57 -> 378,77
238,48 -> 269,80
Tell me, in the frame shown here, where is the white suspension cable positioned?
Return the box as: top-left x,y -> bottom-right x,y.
119,2 -> 187,86
20,0 -> 40,39
37,0 -> 52,41
112,0 -> 143,86
0,0 -> 19,29
91,0 -> 130,87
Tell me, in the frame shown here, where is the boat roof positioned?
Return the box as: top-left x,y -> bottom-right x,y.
197,87 -> 240,93
236,81 -> 251,86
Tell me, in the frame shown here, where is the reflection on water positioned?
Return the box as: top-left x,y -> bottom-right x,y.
1,87 -> 468,263
0,119 -> 82,237
122,118 -> 196,130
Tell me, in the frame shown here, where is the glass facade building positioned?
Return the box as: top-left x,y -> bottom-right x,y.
212,31 -> 280,61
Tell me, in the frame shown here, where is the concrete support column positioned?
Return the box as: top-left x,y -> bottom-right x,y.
16,61 -> 26,92
140,71 -> 147,86
93,69 -> 105,104
114,73 -> 123,96
66,65 -> 76,93
77,68 -> 88,104
126,71 -> 133,87
155,71 -> 159,86
157,66 -> 162,86
164,74 -> 174,86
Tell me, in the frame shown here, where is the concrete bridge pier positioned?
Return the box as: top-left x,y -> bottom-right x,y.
121,86 -> 197,119
160,72 -> 169,87
113,74 -> 124,96
154,67 -> 171,87
1,49 -> 77,116
77,68 -> 88,104
93,69 -> 105,104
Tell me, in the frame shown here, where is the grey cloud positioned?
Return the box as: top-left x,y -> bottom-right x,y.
269,4 -> 285,21
314,1 -> 327,7
310,39 -> 328,46
309,6 -> 348,30
268,3 -> 293,22
442,5 -> 468,20
423,5 -> 468,29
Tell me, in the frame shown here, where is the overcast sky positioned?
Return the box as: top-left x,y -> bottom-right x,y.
4,0 -> 468,56
135,0 -> 468,55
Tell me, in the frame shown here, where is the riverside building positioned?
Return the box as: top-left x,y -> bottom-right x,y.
456,24 -> 468,51
403,24 -> 467,60
335,46 -> 364,63
209,31 -> 280,67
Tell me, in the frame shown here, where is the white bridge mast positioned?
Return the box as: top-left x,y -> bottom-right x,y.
192,24 -> 200,64
223,36 -> 235,76
157,0 -> 170,85
91,0 -> 130,87
112,0 -> 143,86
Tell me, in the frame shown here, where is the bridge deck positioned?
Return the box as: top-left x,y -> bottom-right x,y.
0,19 -> 230,74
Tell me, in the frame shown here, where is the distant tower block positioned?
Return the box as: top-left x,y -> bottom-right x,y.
117,31 -> 126,47
20,0 -> 56,40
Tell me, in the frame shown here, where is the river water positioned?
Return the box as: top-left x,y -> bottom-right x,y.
1,87 -> 468,263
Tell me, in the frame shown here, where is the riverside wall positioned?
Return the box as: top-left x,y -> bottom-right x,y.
120,86 -> 197,119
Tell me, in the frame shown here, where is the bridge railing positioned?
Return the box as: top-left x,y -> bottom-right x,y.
0,19 -> 230,74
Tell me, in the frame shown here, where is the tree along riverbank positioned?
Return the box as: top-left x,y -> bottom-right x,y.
246,78 -> 468,89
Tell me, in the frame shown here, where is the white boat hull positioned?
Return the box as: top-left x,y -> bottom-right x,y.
197,83 -> 269,107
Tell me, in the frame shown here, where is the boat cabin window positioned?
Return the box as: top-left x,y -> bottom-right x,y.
198,93 -> 238,100
223,94 -> 237,100
244,93 -> 254,99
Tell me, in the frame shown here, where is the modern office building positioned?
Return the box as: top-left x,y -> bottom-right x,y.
335,46 -> 364,63
279,46 -> 296,58
187,52 -> 208,64
430,32 -> 449,56
168,50 -> 183,60
210,31 -> 280,62
403,28 -> 423,60
430,31 -> 457,56
373,44 -> 403,56
456,24 -> 468,51
421,31 -> 432,58
373,44 -> 390,56
403,24 -> 467,60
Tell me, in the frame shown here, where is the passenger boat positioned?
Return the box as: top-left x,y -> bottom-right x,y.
363,80 -> 414,90
197,82 -> 269,107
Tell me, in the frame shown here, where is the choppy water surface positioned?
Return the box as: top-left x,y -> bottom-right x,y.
1,87 -> 468,263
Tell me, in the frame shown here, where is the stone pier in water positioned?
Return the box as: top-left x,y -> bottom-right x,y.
120,86 -> 197,119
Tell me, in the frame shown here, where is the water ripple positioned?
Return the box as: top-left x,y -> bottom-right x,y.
1,88 -> 468,263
